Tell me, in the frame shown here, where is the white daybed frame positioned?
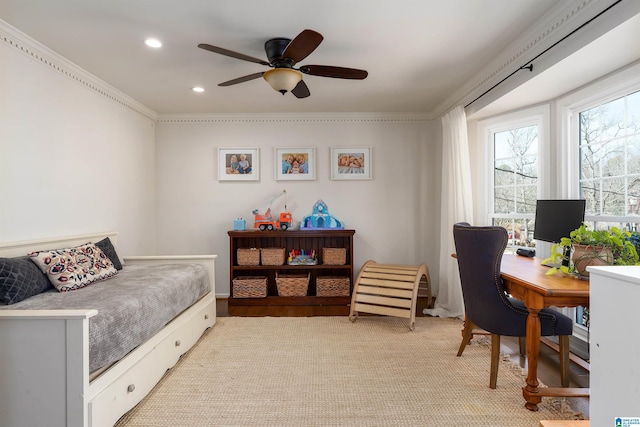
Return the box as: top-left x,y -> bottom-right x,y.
0,232 -> 217,427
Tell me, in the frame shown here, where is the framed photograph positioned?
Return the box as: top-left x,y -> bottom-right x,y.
330,147 -> 372,180
275,147 -> 316,181
218,148 -> 259,181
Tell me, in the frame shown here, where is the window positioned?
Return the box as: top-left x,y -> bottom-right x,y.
493,125 -> 538,249
570,90 -> 640,333
578,90 -> 640,232
484,110 -> 546,252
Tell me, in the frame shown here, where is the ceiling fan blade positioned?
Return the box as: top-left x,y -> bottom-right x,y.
218,72 -> 265,86
198,43 -> 270,66
300,65 -> 368,80
282,29 -> 323,65
291,80 -> 310,98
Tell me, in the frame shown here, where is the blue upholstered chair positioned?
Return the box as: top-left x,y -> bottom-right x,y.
453,222 -> 574,389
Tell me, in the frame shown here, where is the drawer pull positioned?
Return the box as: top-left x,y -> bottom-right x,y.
127,384 -> 135,393
175,340 -> 181,347
204,314 -> 209,320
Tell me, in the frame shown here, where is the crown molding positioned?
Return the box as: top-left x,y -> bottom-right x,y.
157,112 -> 432,124
0,18 -> 158,122
433,0 -> 636,119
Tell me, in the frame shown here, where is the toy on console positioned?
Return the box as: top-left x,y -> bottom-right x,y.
287,249 -> 317,265
301,200 -> 343,229
252,190 -> 293,231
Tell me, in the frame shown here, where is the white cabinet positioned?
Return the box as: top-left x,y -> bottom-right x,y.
588,265 -> 640,425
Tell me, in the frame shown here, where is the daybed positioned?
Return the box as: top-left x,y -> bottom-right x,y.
0,232 -> 217,427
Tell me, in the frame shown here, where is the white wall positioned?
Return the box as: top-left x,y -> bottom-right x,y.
155,115 -> 440,296
0,25 -> 157,255
1,21 -> 441,297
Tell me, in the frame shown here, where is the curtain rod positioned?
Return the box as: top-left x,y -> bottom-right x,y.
464,0 -> 624,109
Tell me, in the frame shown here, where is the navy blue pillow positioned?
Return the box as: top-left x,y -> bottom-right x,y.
95,237 -> 123,270
0,256 -> 53,305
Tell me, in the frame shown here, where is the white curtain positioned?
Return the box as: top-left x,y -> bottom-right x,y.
424,106 -> 474,319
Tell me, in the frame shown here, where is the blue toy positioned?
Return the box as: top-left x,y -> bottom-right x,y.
301,200 -> 344,229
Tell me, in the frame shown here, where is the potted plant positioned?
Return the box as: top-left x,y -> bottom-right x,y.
543,224 -> 639,276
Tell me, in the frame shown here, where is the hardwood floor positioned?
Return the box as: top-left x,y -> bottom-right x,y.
216,297 -> 590,418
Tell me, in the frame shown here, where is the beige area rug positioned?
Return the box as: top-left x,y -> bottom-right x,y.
115,316 -> 583,427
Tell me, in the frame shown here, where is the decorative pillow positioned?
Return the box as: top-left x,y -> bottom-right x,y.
29,242 -> 118,292
0,256 -> 54,304
95,237 -> 123,270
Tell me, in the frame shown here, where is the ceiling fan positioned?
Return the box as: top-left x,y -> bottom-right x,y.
197,29 -> 368,98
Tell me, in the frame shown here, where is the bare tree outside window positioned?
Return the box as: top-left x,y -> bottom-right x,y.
575,90 -> 640,330
492,125 -> 538,250
579,90 -> 640,232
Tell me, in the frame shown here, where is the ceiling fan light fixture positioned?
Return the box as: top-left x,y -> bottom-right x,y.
144,38 -> 162,48
263,68 -> 302,95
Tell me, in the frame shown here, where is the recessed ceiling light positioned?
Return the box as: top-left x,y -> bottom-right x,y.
144,38 -> 162,48
192,87 -> 205,93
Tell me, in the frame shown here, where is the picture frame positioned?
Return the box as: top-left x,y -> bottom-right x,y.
275,147 -> 316,181
330,147 -> 372,180
218,148 -> 259,181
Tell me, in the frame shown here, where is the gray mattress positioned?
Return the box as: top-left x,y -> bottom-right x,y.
0,263 -> 209,373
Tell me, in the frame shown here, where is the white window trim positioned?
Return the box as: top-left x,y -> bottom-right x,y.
557,61 -> 640,202
477,105 -> 551,225
555,61 -> 640,344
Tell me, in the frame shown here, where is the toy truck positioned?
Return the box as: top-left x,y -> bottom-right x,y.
252,190 -> 293,231
253,208 -> 292,231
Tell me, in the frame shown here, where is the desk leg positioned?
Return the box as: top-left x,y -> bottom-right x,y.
523,294 -> 544,411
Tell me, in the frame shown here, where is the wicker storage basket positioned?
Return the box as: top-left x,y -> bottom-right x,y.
322,247 -> 347,265
276,273 -> 310,297
232,276 -> 267,298
260,247 -> 285,266
237,248 -> 260,266
316,276 -> 350,297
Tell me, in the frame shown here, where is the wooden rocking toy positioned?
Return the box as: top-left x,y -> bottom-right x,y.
349,260 -> 431,330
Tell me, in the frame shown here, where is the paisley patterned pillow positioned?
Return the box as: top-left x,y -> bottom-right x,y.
29,242 -> 118,292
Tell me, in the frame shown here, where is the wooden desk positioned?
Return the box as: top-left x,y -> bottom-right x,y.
500,254 -> 590,411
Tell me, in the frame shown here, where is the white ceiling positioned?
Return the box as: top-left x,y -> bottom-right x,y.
473,12 -> 640,119
1,0 -> 638,117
